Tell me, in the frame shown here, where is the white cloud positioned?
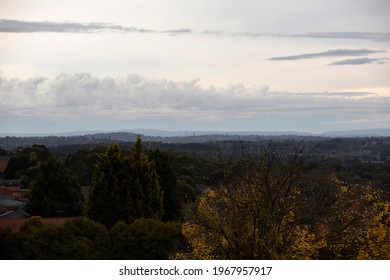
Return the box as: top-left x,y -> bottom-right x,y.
1,72 -> 388,122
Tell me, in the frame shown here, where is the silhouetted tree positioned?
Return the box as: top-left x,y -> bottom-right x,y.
25,155 -> 83,217
87,144 -> 130,228
148,148 -> 182,221
127,137 -> 163,220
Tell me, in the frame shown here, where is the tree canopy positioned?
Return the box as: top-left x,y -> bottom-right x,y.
87,136 -> 163,228
25,155 -> 84,217
180,145 -> 390,259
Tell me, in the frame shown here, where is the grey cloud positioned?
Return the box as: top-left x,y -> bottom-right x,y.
162,29 -> 192,35
0,73 -> 388,121
230,32 -> 265,38
293,32 -> 390,41
221,31 -> 390,41
329,57 -> 390,65
0,19 -> 190,35
268,49 -> 385,61
2,19 -> 389,42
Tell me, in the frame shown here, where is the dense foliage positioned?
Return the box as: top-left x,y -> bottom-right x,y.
0,217 -> 183,259
178,146 -> 390,260
87,137 -> 163,228
25,155 -> 84,217
4,145 -> 52,187
1,137 -> 389,259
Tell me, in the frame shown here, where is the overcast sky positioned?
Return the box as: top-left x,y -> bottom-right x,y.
0,0 -> 389,134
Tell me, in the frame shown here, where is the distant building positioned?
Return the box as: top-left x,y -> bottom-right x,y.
0,185 -> 29,208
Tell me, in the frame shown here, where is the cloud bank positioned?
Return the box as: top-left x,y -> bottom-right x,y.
0,73 -> 388,122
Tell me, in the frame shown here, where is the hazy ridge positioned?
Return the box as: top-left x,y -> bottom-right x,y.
1,128 -> 390,138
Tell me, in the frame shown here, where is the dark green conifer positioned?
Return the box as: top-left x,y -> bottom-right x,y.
148,148 -> 182,221
25,155 -> 83,217
87,137 -> 163,228
127,136 -> 163,221
87,144 -> 130,228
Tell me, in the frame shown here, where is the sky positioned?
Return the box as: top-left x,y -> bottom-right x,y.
0,0 -> 389,134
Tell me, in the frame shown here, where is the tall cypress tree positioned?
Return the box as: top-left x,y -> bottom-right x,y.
127,136 -> 163,221
87,137 -> 163,228
148,148 -> 182,222
87,144 -> 129,228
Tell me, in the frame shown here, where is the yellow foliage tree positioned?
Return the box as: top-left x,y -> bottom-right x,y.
325,179 -> 390,259
178,147 -> 390,260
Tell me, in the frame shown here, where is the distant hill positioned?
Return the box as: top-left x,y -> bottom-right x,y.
2,128 -> 390,139
1,128 -> 389,150
131,129 -> 316,137
321,129 -> 390,137
132,128 -> 390,138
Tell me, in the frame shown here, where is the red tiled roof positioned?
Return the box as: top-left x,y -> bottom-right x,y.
0,186 -> 21,192
0,186 -> 22,197
0,217 -> 70,232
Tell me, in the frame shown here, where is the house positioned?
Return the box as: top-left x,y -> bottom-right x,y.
0,185 -> 23,198
0,183 -> 29,208
0,210 -> 30,219
0,198 -> 24,208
